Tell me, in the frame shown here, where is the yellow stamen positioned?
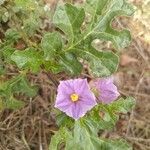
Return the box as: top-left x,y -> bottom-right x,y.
70,93 -> 79,102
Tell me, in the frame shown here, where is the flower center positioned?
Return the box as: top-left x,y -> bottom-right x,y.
70,93 -> 79,102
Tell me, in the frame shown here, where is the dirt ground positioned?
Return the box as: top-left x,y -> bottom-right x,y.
0,0 -> 149,150
115,1 -> 150,149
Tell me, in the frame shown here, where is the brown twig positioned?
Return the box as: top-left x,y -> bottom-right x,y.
44,71 -> 59,87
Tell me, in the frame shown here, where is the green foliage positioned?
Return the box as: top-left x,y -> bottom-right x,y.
77,47 -> 119,77
50,0 -> 134,76
55,97 -> 135,131
14,0 -> 38,10
53,3 -> 85,45
107,97 -> 136,113
0,0 -> 134,76
4,96 -> 25,110
50,120 -> 133,150
56,113 -> 74,128
41,32 -> 63,61
59,53 -> 82,75
5,28 -> 20,42
85,0 -> 134,49
0,0 -> 51,73
0,75 -> 37,110
50,97 -> 135,149
0,0 -> 135,149
11,48 -> 43,73
49,127 -> 72,150
1,46 -> 15,63
0,54 -> 5,75
86,97 -> 135,130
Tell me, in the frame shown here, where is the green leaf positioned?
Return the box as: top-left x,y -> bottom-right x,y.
85,97 -> 135,130
0,75 -> 37,110
93,138 -> 132,150
11,76 -> 38,97
11,48 -> 43,72
85,0 -> 135,49
52,0 -> 134,77
14,0 -> 37,10
65,121 -> 132,150
43,60 -> 63,74
49,129 -> 64,150
85,0 -> 108,15
23,14 -> 42,36
0,75 -> 37,98
107,97 -> 136,113
53,3 -> 85,45
90,28 -> 131,50
5,28 -> 20,42
84,0 -> 108,32
4,97 -> 25,110
76,47 -> 119,77
92,108 -> 119,130
2,46 -> 15,63
49,128 -> 72,150
66,121 -> 93,150
41,32 -> 63,60
49,120 -> 132,149
56,113 -> 74,128
0,64 -> 5,75
59,52 -> 82,75
0,57 -> 5,75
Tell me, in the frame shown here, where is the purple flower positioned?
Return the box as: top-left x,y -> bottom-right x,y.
55,79 -> 97,120
90,77 -> 120,104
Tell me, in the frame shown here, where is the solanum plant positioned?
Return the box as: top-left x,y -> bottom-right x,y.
0,0 -> 135,149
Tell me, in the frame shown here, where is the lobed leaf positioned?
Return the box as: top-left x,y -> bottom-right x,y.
56,113 -> 74,128
53,3 -> 85,45
52,0 -> 134,76
41,32 -> 63,61
85,0 -> 135,49
50,96 -> 135,149
85,97 -> 135,130
75,47 -> 119,77
0,75 -> 37,110
66,121 -> 132,150
11,48 -> 43,72
59,53 -> 82,75
11,75 -> 38,97
107,97 -> 136,113
49,128 -> 72,150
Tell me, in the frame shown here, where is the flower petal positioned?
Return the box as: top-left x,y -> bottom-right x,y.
73,79 -> 89,95
91,77 -> 120,104
55,78 -> 97,120
58,80 -> 74,95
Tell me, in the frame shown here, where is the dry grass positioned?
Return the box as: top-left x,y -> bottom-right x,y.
114,1 -> 150,149
0,73 -> 57,150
